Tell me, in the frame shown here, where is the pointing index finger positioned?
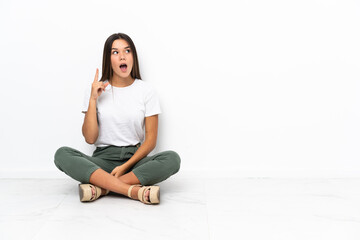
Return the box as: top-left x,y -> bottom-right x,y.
93,68 -> 99,82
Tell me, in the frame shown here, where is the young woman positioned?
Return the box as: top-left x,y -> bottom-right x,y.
54,33 -> 181,205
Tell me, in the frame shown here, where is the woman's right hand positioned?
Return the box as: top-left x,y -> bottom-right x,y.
90,68 -> 109,100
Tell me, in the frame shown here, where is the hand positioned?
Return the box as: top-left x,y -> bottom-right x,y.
111,165 -> 128,178
90,68 -> 109,100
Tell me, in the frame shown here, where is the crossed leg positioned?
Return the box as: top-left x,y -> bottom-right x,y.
89,168 -> 149,201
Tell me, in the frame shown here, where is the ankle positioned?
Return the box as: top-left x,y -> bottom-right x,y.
131,186 -> 140,200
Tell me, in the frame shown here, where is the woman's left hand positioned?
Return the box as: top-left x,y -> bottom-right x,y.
111,165 -> 128,178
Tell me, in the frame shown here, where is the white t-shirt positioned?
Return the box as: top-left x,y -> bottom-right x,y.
82,79 -> 161,147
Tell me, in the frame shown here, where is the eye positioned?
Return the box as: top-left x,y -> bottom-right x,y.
112,51 -> 118,55
125,49 -> 131,53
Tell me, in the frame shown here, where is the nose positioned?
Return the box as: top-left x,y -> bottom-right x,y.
119,52 -> 125,60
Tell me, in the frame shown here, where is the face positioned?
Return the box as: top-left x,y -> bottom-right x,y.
110,39 -> 134,80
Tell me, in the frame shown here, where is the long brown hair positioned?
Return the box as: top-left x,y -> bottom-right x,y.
99,33 -> 141,82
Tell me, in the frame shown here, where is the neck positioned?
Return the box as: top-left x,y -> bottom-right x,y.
110,75 -> 135,87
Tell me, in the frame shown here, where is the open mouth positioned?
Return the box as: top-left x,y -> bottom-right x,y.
120,64 -> 127,72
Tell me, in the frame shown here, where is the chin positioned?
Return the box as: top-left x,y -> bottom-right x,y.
114,72 -> 131,78
121,72 -> 131,78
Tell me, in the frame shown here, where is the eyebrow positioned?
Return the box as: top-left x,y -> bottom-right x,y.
111,46 -> 131,50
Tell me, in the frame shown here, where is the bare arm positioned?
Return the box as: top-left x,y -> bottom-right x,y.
82,68 -> 109,144
82,98 -> 99,144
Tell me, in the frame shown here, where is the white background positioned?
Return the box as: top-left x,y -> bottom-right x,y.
0,0 -> 359,178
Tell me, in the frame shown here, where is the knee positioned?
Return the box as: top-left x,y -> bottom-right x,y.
165,150 -> 181,174
54,146 -> 71,169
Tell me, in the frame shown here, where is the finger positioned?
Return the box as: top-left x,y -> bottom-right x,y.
100,82 -> 109,90
93,68 -> 99,82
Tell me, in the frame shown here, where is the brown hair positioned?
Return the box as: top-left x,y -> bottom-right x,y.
99,33 -> 141,82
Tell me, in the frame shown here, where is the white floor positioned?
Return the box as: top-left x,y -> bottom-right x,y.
1,172 -> 360,240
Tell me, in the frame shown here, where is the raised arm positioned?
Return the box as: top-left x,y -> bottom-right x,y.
82,68 -> 109,144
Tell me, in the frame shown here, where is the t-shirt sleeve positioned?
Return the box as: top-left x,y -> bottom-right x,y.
81,86 -> 91,114
144,85 -> 162,117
